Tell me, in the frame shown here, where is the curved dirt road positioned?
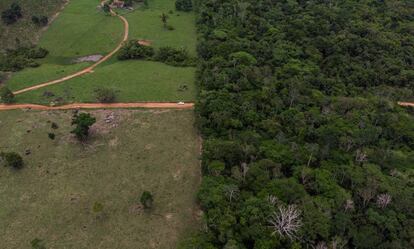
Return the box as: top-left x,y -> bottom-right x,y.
0,102 -> 194,111
13,9 -> 129,95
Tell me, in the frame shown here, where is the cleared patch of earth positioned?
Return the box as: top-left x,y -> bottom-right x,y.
73,54 -> 103,63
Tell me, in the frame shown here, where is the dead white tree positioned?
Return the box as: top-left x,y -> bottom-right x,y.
268,205 -> 302,240
355,149 -> 368,163
224,185 -> 239,203
312,242 -> 328,249
241,162 -> 249,179
344,199 -> 354,212
267,195 -> 278,206
376,193 -> 392,209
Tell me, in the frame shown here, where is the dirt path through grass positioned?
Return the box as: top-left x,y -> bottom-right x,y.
13,8 -> 129,95
0,102 -> 194,110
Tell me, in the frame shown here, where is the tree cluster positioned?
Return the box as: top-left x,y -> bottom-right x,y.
175,0 -> 193,12
184,0 -> 414,249
31,15 -> 48,26
1,3 -> 22,25
118,40 -> 194,66
71,113 -> 96,141
0,46 -> 48,71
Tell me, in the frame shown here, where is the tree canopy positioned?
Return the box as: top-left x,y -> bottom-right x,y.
188,0 -> 414,248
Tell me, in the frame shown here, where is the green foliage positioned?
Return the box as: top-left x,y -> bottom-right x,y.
0,46 -> 48,71
31,16 -> 48,26
0,86 -> 14,103
102,3 -> 110,14
1,3 -> 22,25
118,40 -> 155,60
30,238 -> 46,249
155,46 -> 193,66
48,133 -> 55,140
70,113 -> 96,141
175,0 -> 192,12
94,87 -> 117,103
193,0 -> 414,248
140,191 -> 154,209
1,151 -> 23,169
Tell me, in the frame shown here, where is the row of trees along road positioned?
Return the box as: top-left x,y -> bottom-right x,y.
181,0 -> 414,249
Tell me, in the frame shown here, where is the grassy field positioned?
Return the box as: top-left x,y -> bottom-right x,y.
4,0 -> 197,103
0,109 -> 201,249
0,0 -> 66,50
124,0 -> 197,55
13,59 -> 196,103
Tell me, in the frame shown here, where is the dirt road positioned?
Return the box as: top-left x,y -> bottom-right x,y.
13,9 -> 129,95
0,102 -> 194,111
398,102 -> 414,107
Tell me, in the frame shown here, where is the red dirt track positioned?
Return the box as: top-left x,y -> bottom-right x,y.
0,102 -> 194,111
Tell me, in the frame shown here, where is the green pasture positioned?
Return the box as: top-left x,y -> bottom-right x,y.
0,109 -> 201,249
4,0 -> 197,103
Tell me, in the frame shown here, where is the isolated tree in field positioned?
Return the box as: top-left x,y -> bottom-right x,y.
0,86 -> 15,103
140,191 -> 154,209
160,13 -> 168,28
71,113 -> 96,141
1,152 -> 24,169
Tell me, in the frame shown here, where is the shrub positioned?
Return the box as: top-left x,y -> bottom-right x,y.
175,0 -> 192,12
31,238 -> 46,249
0,46 -> 48,71
32,16 -> 48,26
94,87 -> 117,103
155,46 -> 193,66
140,191 -> 154,209
51,122 -> 59,129
71,113 -> 96,141
117,40 -> 155,60
48,133 -> 55,140
0,86 -> 14,103
1,152 -> 23,169
1,3 -> 22,25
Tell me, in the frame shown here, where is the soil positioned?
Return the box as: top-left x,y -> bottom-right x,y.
73,54 -> 103,63
138,40 -> 152,46
0,102 -> 195,111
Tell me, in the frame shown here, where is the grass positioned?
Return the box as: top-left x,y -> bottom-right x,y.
5,62 -> 91,91
0,0 -> 66,50
13,59 -> 196,103
4,0 -> 197,103
123,0 -> 197,55
0,109 -> 201,249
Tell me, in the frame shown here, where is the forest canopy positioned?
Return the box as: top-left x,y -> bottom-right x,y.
186,0 -> 414,248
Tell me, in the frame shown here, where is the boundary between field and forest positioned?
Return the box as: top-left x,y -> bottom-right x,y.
12,7 -> 129,95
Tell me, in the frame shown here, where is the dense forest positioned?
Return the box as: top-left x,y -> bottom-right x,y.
184,0 -> 414,248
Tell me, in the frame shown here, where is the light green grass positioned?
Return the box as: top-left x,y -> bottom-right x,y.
38,0 -> 123,60
0,109 -> 200,249
0,0 -> 66,50
124,0 -> 197,55
5,0 -> 197,103
6,62 -> 91,91
14,59 -> 196,103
